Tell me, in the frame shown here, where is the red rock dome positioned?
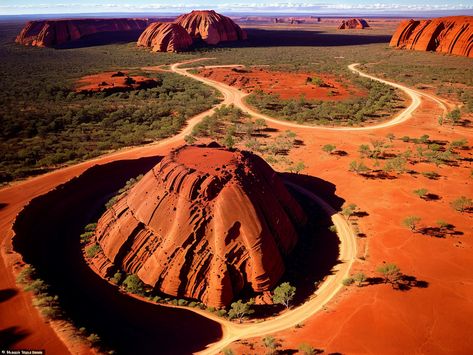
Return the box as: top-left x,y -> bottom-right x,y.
93,144 -> 307,308
15,18 -> 150,48
338,18 -> 370,29
176,10 -> 247,45
389,16 -> 473,58
137,22 -> 193,52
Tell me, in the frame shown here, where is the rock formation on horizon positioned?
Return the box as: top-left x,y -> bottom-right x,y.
176,10 -> 247,45
389,16 -> 473,58
338,18 -> 370,29
137,22 -> 193,52
93,144 -> 307,307
15,18 -> 150,48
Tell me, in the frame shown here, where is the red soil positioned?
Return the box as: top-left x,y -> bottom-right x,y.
0,67 -> 471,353
197,67 -> 366,101
92,144 -> 307,308
229,95 -> 473,354
75,71 -> 158,93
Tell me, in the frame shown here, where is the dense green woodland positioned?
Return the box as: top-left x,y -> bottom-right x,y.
0,23 -> 217,183
1,22 -> 471,183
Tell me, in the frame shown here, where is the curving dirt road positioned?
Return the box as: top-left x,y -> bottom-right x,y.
172,59 -> 451,132
194,181 -> 358,355
0,58 -> 450,355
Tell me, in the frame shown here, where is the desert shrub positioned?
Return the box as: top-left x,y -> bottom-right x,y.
122,274 -> 145,295
86,244 -> 100,258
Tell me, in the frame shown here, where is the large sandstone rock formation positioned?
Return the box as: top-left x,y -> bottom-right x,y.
16,18 -> 150,47
137,22 -> 193,52
389,16 -> 473,58
93,144 -> 307,307
338,18 -> 370,29
176,10 -> 247,45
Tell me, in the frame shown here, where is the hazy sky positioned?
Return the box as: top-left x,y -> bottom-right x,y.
1,0 -> 472,15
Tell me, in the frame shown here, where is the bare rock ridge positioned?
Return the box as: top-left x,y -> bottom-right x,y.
389,16 -> 473,58
176,10 -> 247,45
338,18 -> 370,29
93,144 -> 307,308
137,22 -> 193,52
15,18 -> 150,47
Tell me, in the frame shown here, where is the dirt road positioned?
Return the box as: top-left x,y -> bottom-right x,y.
0,58 -> 450,354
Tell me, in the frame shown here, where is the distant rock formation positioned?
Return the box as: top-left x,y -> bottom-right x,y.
15,18 -> 150,48
389,16 -> 473,58
338,18 -> 370,29
137,22 -> 193,52
93,144 -> 307,308
176,10 -> 247,45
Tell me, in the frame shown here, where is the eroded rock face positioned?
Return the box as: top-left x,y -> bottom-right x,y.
338,18 -> 370,29
15,18 -> 150,47
389,16 -> 473,58
176,10 -> 247,45
94,144 -> 307,307
137,22 -> 193,52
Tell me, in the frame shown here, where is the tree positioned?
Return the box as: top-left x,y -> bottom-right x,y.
272,282 -> 296,308
298,343 -> 318,355
402,216 -> 421,232
255,118 -> 267,131
223,132 -> 235,149
123,274 -> 145,295
262,336 -> 281,355
451,196 -> 473,212
342,203 -> 358,220
446,108 -> 461,124
349,160 -> 369,175
228,299 -> 254,323
353,272 -> 366,287
222,348 -> 234,355
376,263 -> 402,284
413,188 -> 428,199
184,134 -> 196,145
342,277 -> 354,286
358,144 -> 371,158
293,161 -> 306,174
386,133 -> 395,142
111,271 -> 123,285
322,144 -> 336,155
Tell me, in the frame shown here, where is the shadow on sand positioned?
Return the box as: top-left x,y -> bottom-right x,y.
12,156 -> 222,355
0,326 -> 30,348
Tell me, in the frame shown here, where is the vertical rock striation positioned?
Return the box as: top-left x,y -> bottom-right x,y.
176,10 -> 247,45
15,18 -> 150,47
389,16 -> 473,58
93,145 -> 307,308
137,22 -> 193,52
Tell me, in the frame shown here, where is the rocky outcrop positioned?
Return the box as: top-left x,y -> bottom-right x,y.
15,18 -> 150,47
137,22 -> 193,52
176,10 -> 247,45
94,144 -> 307,308
389,16 -> 473,58
338,18 -> 370,29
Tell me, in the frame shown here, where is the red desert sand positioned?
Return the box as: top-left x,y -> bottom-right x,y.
198,67 -> 366,101
75,71 -> 158,93
176,10 -> 247,45
390,16 -> 473,58
15,18 -> 150,47
137,22 -> 193,52
92,144 -> 307,308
